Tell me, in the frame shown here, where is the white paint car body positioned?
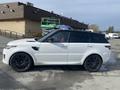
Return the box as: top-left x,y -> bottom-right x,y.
3,30 -> 111,72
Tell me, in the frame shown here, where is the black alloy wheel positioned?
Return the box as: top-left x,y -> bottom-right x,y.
84,54 -> 102,72
10,52 -> 33,72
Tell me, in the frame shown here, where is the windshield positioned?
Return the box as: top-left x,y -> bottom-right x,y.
37,30 -> 57,42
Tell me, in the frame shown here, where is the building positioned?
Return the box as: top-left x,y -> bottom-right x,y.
0,2 -> 88,37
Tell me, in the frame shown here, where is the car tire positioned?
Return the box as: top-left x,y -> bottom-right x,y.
10,52 -> 33,72
83,54 -> 102,72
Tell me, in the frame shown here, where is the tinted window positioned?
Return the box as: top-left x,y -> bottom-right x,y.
90,34 -> 108,43
69,31 -> 90,43
45,31 -> 69,43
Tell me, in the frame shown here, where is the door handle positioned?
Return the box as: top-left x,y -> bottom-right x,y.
87,45 -> 92,48
59,44 -> 67,48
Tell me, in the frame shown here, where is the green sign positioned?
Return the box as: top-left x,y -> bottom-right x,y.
41,17 -> 60,30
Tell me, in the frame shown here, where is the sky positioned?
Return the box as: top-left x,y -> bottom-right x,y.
0,0 -> 120,31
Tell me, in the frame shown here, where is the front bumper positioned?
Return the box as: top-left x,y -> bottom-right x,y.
2,48 -> 12,65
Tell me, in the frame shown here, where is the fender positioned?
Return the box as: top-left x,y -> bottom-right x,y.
80,49 -> 103,65
8,46 -> 37,65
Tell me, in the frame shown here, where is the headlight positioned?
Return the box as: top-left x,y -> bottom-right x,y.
5,45 -> 17,49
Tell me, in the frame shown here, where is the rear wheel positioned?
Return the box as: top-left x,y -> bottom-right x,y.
10,52 -> 33,72
83,54 -> 102,72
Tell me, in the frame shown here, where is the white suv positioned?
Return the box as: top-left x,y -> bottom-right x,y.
3,30 -> 111,72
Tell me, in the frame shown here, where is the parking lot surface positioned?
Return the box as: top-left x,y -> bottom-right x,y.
0,39 -> 120,90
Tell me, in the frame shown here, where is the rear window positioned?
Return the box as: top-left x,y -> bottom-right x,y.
90,33 -> 108,43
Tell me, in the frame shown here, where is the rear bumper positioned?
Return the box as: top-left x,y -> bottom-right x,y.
102,50 -> 111,64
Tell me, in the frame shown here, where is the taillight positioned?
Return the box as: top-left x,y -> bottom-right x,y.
105,45 -> 111,50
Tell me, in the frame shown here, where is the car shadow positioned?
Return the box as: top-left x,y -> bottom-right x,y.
31,65 -> 85,72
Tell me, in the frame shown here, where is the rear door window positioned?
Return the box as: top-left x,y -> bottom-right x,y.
69,31 -> 90,43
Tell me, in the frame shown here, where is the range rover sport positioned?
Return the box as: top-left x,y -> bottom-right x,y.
3,30 -> 111,72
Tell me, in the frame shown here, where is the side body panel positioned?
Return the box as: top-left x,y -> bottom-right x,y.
35,43 -> 69,65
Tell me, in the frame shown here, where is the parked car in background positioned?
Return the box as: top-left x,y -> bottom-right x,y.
105,33 -> 119,39
86,29 -> 94,32
3,30 -> 111,72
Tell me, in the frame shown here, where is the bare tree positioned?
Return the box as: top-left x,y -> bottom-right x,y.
88,24 -> 99,32
106,26 -> 114,33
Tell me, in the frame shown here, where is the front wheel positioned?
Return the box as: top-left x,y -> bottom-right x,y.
83,54 -> 102,72
10,52 -> 33,72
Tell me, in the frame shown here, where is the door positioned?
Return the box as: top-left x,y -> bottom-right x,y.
68,31 -> 90,64
35,31 -> 70,65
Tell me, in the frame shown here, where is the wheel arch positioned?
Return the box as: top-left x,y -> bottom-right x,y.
81,53 -> 103,65
9,51 -> 35,66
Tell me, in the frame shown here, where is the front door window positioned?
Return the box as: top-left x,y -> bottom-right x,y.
45,31 -> 69,43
